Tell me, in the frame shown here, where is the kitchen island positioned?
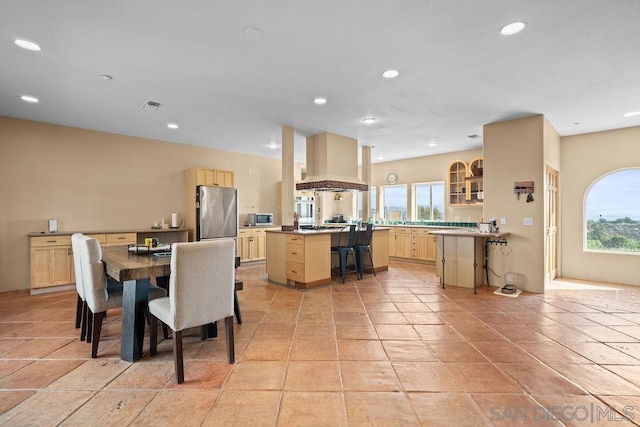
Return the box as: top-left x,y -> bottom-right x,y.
266,227 -> 390,289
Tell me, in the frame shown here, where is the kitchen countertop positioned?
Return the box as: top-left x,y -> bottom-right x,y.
28,228 -> 190,237
266,226 -> 391,235
428,229 -> 510,238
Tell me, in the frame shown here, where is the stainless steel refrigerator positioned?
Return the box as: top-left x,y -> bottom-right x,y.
195,186 -> 238,241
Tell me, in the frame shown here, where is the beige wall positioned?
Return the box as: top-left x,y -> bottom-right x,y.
561,126 -> 640,285
0,116 -> 283,292
371,149 -> 484,222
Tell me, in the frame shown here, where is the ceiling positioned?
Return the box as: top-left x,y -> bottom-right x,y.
1,1 -> 639,164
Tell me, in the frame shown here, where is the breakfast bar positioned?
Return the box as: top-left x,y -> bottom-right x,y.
266,226 -> 390,289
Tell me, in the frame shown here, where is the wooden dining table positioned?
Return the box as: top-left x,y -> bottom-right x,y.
101,245 -> 171,362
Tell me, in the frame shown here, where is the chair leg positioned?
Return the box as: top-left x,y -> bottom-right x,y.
225,316 -> 235,364
75,295 -> 83,328
368,248 -> 376,276
173,330 -> 184,384
234,290 -> 243,324
91,311 -> 106,358
339,251 -> 347,283
80,301 -> 88,341
149,314 -> 158,356
86,307 -> 93,343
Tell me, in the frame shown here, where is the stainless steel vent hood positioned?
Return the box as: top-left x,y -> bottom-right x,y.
296,132 -> 369,192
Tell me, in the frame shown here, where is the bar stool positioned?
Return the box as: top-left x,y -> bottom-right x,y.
353,223 -> 376,277
331,224 -> 361,283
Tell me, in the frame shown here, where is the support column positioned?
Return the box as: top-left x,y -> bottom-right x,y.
362,146 -> 372,220
281,126 -> 295,225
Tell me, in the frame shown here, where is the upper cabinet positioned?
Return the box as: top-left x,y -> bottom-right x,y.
194,167 -> 235,188
448,158 -> 483,206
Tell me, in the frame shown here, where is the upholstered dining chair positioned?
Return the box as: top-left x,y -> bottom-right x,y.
77,235 -> 166,357
331,224 -> 362,283
148,239 -> 236,384
71,233 -> 89,340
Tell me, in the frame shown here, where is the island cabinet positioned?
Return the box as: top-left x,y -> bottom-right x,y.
266,232 -> 332,289
411,228 -> 437,262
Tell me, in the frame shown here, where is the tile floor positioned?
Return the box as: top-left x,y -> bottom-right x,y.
1,261 -> 639,426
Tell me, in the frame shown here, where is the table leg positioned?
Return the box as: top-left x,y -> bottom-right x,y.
121,278 -> 150,362
473,238 -> 478,294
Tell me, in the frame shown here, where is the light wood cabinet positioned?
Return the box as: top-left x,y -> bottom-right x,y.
284,234 -> 331,287
238,228 -> 267,262
412,228 -> 437,262
194,167 -> 234,187
104,233 -> 136,247
389,227 -> 412,258
30,236 -> 73,289
448,158 -> 483,206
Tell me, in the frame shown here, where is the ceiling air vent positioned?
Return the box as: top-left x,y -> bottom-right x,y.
467,134 -> 482,140
141,101 -> 161,111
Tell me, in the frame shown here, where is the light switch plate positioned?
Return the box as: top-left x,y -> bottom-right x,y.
501,217 -> 507,225
524,217 -> 533,226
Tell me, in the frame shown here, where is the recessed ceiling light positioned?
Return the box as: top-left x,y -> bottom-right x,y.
14,39 -> 41,51
382,70 -> 399,79
265,142 -> 280,150
378,156 -> 384,160
313,97 -> 327,105
500,21 -> 526,36
101,74 -> 113,81
244,26 -> 264,37
362,117 -> 377,124
167,123 -> 179,129
428,141 -> 438,147
20,95 -> 39,103
623,111 -> 640,117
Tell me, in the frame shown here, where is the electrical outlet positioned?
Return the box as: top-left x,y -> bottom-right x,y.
501,217 -> 507,225
523,217 -> 533,226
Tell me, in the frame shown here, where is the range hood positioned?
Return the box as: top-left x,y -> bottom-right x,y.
296,132 -> 369,192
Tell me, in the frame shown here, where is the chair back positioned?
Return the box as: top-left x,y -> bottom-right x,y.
361,223 -> 375,246
71,233 -> 86,299
346,224 -> 359,247
78,236 -> 108,313
335,224 -> 358,248
169,239 -> 235,331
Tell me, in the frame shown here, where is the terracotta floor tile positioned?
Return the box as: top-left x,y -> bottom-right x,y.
414,324 -> 465,341
382,340 -> 437,361
345,391 -> 419,425
290,337 -> 337,360
297,311 -> 334,324
564,342 -> 640,364
223,361 -> 286,390
277,391 -> 346,426
491,324 -> 553,342
374,324 -> 420,340
268,299 -> 301,310
48,359 -> 130,389
253,323 -> 295,340
429,341 -> 488,363
242,338 -> 291,360
0,359 -> 33,380
0,390 -> 94,426
335,324 -> 378,340
0,390 -> 35,414
261,310 -> 299,324
409,392 -> 490,426
452,324 -> 508,342
295,323 -> 335,338
333,311 -> 370,325
517,341 -> 592,364
106,361 -> 175,389
473,341 -> 539,363
204,390 -> 280,426
340,361 -> 401,391
0,337 -> 75,358
164,360 -> 233,389
471,393 -> 562,426
0,359 -> 83,389
401,311 -> 443,324
337,339 -> 388,361
61,389 -> 158,426
447,363 -> 523,393
602,364 -> 640,388
132,390 -> 219,426
367,311 -> 409,325
284,361 -> 342,391
496,363 -> 587,395
533,325 -> 598,342
549,363 -> 640,396
332,300 -> 365,313
393,361 -> 462,392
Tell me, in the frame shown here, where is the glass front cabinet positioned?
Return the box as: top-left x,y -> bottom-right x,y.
448,158 -> 483,206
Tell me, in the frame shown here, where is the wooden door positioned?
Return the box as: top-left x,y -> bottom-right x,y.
546,166 -> 559,281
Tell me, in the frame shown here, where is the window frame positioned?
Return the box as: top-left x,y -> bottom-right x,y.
412,181 -> 446,221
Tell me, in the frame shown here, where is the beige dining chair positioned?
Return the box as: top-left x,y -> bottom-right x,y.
148,239 -> 236,384
77,235 -> 166,357
71,233 -> 89,340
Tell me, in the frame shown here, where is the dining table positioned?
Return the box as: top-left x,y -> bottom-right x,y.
101,245 -> 171,362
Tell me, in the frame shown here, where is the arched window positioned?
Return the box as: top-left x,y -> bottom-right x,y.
585,168 -> 640,254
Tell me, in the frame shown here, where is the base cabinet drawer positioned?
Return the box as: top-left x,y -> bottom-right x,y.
286,243 -> 305,263
286,261 -> 305,282
105,233 -> 137,246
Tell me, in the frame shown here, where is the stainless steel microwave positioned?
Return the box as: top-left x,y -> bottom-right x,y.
247,213 -> 273,226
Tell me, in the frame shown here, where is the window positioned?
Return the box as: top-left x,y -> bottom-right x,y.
382,185 -> 407,222
357,188 -> 376,219
414,182 -> 445,220
585,168 -> 640,254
